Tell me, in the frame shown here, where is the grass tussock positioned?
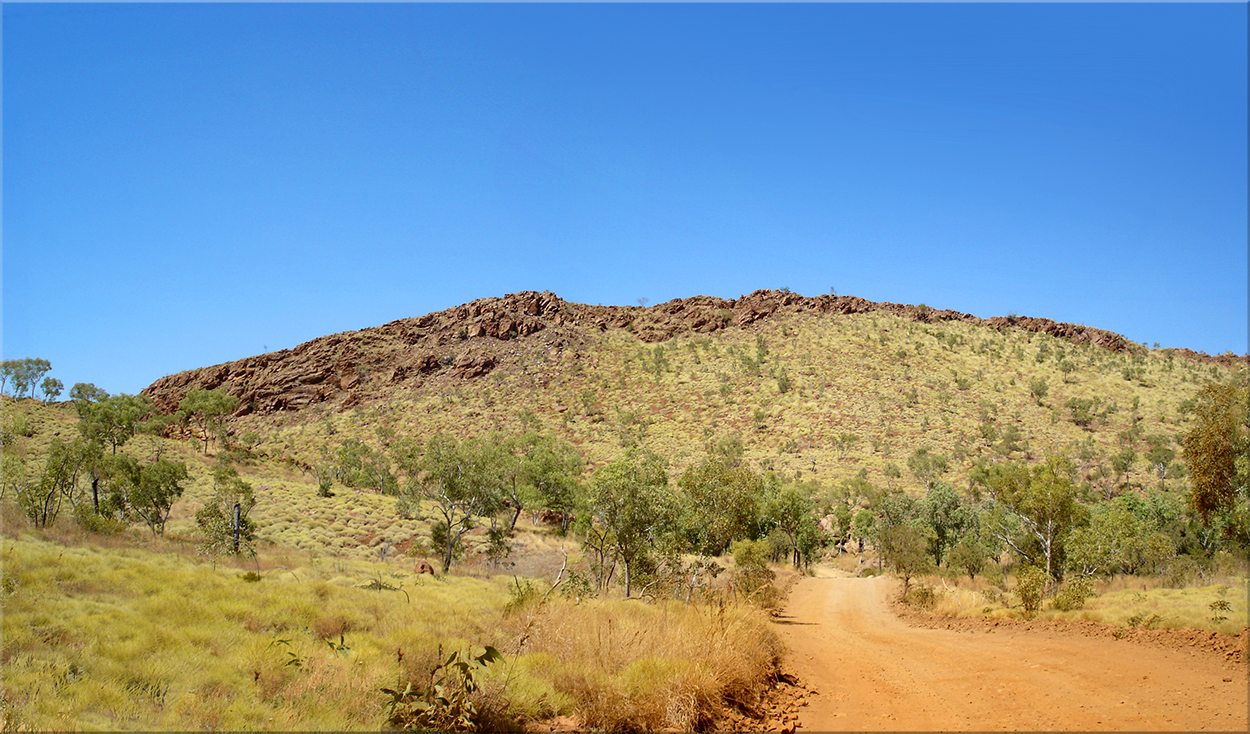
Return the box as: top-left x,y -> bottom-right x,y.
1,529 -> 782,731
906,572 -> 1249,635
501,596 -> 781,731
1,531 -> 511,730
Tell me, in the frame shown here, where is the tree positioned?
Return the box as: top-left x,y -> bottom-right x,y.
1028,377 -> 1049,405
69,382 -> 109,405
1181,381 -> 1249,527
1065,505 -> 1138,578
129,459 -> 190,536
516,432 -> 584,532
919,482 -> 972,566
879,523 -> 933,593
1065,397 -> 1097,428
852,508 -> 875,555
907,448 -> 948,491
177,388 -> 240,454
586,448 -> 676,597
336,438 -> 398,494
78,394 -> 154,455
1145,435 -> 1176,490
678,456 -> 764,556
2,358 -> 51,398
1109,446 -> 1138,496
832,432 -> 859,460
196,460 -> 257,557
20,437 -> 89,527
947,535 -> 989,581
397,434 -> 507,573
883,462 -> 902,490
971,455 -> 1088,588
40,377 -> 64,403
762,481 -> 826,570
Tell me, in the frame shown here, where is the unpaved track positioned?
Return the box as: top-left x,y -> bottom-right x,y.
775,573 -> 1247,731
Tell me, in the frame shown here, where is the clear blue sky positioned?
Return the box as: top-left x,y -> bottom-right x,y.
4,2 -> 1247,397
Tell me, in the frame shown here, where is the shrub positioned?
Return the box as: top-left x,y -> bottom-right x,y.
1015,566 -> 1048,618
907,585 -> 937,611
71,504 -> 125,535
1065,397 -> 1096,428
731,539 -> 778,608
382,645 -> 503,731
1028,377 -> 1049,405
1052,576 -> 1096,611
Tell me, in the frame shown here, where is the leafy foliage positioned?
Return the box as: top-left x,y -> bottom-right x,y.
1016,565 -> 1048,618
381,646 -> 503,731
177,388 -> 240,454
1181,381 -> 1248,527
586,448 -> 676,597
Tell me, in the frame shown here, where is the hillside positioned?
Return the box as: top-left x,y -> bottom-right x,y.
6,289 -> 1247,732
142,289 -> 1243,492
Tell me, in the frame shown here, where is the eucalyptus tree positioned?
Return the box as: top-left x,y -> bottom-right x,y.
919,482 -> 973,567
40,377 -> 63,403
397,433 -> 508,573
196,460 -> 257,557
177,388 -> 240,454
1182,381 -> 1248,528
515,431 -> 584,532
1,358 -> 51,398
586,448 -> 676,597
971,455 -> 1088,586
678,455 -> 764,556
20,437 -> 89,527
78,393 -> 154,455
127,458 -> 190,537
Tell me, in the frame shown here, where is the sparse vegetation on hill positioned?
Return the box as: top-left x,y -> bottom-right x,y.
3,289 -> 1247,730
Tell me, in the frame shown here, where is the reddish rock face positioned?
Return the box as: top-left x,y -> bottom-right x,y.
142,288 -> 1226,419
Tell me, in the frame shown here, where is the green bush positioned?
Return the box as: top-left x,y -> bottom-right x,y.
5,413 -> 33,438
382,646 -> 503,731
1015,566 -> 1048,618
1052,576 -> 1096,611
72,504 -> 126,535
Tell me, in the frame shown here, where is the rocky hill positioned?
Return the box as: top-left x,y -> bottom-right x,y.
142,289 -> 1143,417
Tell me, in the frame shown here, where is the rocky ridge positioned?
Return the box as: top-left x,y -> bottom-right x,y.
141,289 -> 1196,417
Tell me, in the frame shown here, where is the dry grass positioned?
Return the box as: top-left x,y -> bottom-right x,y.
0,525 -> 783,731
913,571 -> 1249,634
0,530 -> 512,730
500,596 -> 782,731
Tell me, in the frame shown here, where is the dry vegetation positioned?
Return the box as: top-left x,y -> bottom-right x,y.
1,520 -> 783,731
2,293 -> 1245,730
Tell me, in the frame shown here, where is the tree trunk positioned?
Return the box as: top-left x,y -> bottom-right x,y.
232,503 -> 241,554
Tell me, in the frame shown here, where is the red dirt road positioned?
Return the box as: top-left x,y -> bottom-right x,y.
774,573 -> 1247,731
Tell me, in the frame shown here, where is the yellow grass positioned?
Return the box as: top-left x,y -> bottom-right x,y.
1,528 -> 782,731
500,595 -> 781,731
916,572 -> 1249,634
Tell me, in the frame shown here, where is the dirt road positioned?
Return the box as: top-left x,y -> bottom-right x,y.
774,572 -> 1247,731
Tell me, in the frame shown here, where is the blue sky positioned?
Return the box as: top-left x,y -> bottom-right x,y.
4,2 -> 1247,397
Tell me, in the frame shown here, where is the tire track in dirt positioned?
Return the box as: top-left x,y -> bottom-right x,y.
774,573 -> 1247,731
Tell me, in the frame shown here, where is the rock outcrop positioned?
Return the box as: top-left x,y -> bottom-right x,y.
140,289 -> 1177,417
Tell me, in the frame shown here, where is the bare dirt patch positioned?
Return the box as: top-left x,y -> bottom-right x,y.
774,573 -> 1248,731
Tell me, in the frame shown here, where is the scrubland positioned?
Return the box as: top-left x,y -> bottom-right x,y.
2,521 -> 781,731
3,297 -> 1246,731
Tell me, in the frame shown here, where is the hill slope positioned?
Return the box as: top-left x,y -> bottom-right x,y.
141,289 -> 1243,493
143,289 -> 1140,416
